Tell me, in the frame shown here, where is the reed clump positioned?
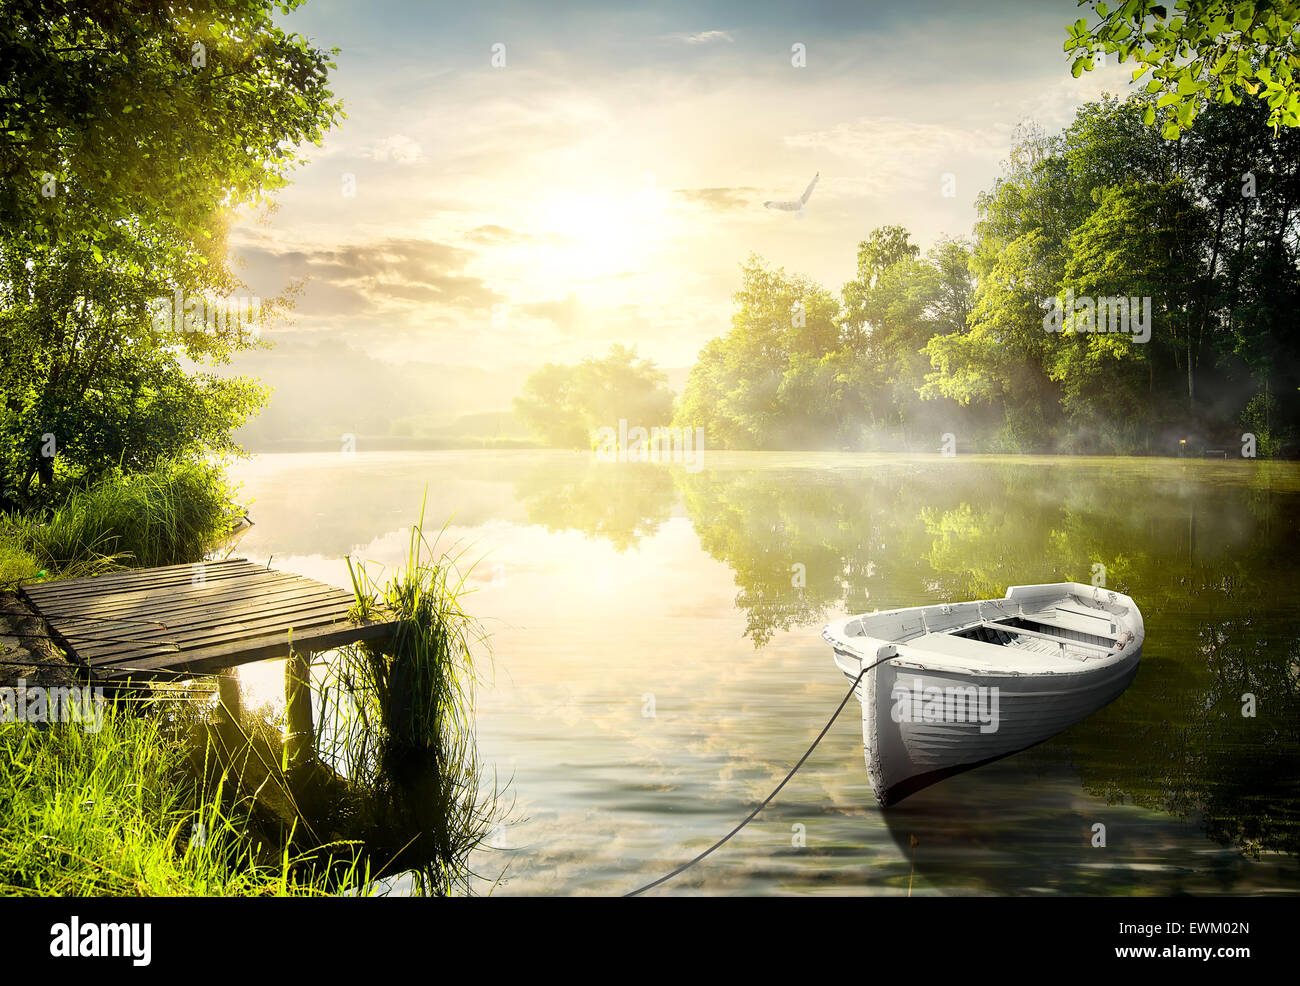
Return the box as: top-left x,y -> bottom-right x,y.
315,506 -> 496,895
179,505 -> 498,895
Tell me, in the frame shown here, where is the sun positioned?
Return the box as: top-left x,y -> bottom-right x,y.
531,183 -> 672,279
539,193 -> 620,244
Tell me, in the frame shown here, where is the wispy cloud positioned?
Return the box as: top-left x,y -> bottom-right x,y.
665,29 -> 734,44
671,186 -> 758,212
235,235 -> 500,322
361,134 -> 425,164
782,116 -> 1009,197
465,224 -> 564,247
521,293 -> 586,334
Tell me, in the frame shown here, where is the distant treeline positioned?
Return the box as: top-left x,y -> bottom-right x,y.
519,94 -> 1300,457
513,345 -> 675,449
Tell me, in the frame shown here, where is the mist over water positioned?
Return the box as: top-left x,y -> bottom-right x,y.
227,450 -> 1300,895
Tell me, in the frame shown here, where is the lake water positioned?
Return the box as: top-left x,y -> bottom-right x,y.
225,450 -> 1300,896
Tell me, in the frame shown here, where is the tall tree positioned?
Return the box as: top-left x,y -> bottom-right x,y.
0,0 -> 341,507
840,230 -> 972,442
675,256 -> 841,449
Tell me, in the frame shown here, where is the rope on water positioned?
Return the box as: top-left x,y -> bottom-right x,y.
625,648 -> 897,897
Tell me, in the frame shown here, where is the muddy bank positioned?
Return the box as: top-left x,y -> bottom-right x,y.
0,591 -> 81,689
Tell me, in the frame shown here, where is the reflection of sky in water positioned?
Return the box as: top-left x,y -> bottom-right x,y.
226,451 -> 1300,895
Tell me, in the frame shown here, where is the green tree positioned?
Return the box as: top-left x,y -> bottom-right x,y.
512,363 -> 591,449
1050,182 -> 1204,447
0,0 -> 342,508
513,345 -> 674,449
1065,0 -> 1300,138
850,224 -> 920,291
840,230 -> 974,443
678,97 -> 1297,453
922,231 -> 1064,449
675,256 -> 842,449
919,93 -> 1298,453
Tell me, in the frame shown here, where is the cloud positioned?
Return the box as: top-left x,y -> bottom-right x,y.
1012,68 -> 1134,132
465,224 -> 563,246
224,2 -> 1148,374
670,30 -> 734,44
234,236 -> 501,321
362,134 -> 425,164
671,186 -> 759,211
781,116 -> 1009,197
520,293 -> 585,334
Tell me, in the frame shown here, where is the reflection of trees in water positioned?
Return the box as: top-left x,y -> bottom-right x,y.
1066,563 -> 1300,859
672,461 -> 1300,858
673,464 -> 1088,643
512,459 -> 675,552
675,470 -> 881,645
511,456 -> 1300,857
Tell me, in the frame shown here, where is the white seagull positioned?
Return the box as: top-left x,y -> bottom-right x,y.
764,172 -> 819,217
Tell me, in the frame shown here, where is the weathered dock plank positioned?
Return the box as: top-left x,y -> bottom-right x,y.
18,559 -> 398,683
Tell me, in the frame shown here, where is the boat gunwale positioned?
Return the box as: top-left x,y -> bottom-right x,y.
822,582 -> 1144,678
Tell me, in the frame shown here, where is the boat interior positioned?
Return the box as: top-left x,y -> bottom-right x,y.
948,612 -> 1117,660
847,590 -> 1134,664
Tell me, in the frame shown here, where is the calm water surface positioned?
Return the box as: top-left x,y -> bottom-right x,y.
226,450 -> 1300,896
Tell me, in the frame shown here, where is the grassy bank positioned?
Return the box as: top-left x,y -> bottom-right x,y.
0,457 -> 310,895
0,458 -> 242,584
0,476 -> 493,896
0,705 -> 361,896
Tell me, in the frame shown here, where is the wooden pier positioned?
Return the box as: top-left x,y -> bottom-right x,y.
18,559 -> 399,683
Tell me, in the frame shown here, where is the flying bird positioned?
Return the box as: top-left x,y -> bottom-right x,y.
764,172 -> 819,217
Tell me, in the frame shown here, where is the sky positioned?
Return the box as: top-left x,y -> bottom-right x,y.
229,0 -> 1133,375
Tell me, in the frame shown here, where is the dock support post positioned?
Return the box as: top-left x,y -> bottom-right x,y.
216,667 -> 242,722
283,647 -> 315,766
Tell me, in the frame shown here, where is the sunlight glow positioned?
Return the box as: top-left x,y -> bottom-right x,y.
531,182 -> 673,280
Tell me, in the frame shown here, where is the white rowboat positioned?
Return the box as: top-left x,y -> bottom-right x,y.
822,582 -> 1143,807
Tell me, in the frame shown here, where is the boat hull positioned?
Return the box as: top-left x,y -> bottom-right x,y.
824,582 -> 1144,806
859,649 -> 1141,806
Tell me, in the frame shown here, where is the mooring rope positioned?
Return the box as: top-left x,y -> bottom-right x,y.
625,648 -> 897,897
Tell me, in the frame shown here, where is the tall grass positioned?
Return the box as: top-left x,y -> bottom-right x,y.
0,705 -> 363,896
0,541 -> 42,587
0,489 -> 493,896
314,503 -> 497,895
0,458 -> 240,580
